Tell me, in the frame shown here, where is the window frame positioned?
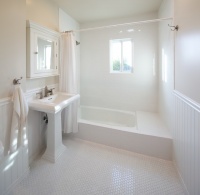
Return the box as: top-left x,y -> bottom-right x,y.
109,38 -> 133,74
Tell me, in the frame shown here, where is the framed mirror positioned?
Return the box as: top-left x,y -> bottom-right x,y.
26,21 -> 59,78
37,37 -> 55,71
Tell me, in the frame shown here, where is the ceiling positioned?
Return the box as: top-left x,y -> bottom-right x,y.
52,0 -> 163,23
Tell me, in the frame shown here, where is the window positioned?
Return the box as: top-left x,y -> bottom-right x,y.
110,38 -> 133,73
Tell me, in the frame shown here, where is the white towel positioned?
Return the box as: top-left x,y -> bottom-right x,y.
10,85 -> 28,154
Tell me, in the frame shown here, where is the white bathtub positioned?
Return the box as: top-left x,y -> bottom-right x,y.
79,106 -> 137,131
74,106 -> 172,160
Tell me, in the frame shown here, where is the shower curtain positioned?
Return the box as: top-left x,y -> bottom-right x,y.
60,32 -> 78,133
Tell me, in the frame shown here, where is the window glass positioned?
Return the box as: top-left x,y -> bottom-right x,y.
122,40 -> 132,72
110,39 -> 133,73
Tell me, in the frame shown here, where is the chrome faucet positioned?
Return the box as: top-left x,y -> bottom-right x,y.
44,86 -> 55,97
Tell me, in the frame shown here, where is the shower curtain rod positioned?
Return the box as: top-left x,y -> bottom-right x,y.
70,17 -> 173,33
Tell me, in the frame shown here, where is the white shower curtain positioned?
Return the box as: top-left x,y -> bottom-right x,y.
60,32 -> 78,133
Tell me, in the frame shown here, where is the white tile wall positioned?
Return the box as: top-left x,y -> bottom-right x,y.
173,91 -> 200,195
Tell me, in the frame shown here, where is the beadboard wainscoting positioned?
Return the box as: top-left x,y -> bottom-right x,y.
0,147 -> 29,195
174,91 -> 200,195
0,98 -> 29,195
0,97 -> 12,156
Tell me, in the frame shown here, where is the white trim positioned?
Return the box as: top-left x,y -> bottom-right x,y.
173,90 -> 200,112
0,83 -> 59,106
26,74 -> 59,79
26,20 -> 60,37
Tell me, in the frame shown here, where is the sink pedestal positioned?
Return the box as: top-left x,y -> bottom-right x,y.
42,111 -> 66,163
28,92 -> 80,163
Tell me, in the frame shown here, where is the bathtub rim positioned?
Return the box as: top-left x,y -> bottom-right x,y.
79,105 -> 138,131
80,105 -> 137,115
79,106 -> 172,139
78,119 -> 138,133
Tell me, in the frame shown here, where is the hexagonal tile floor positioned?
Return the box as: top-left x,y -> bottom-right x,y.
9,138 -> 185,195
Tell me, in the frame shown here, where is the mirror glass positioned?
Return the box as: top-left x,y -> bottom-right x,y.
37,37 -> 55,70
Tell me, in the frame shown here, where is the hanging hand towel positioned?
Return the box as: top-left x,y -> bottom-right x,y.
10,85 -> 28,154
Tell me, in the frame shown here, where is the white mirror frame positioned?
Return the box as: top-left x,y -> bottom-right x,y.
26,20 -> 60,79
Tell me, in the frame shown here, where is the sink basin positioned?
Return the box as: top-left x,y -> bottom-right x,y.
29,92 -> 80,113
28,92 -> 80,163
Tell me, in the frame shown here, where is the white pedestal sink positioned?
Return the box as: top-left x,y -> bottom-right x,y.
29,92 -> 80,163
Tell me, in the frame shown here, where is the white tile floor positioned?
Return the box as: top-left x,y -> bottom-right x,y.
9,138 -> 185,195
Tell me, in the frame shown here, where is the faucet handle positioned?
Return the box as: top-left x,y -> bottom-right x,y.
49,88 -> 55,95
44,86 -> 50,97
36,91 -> 43,99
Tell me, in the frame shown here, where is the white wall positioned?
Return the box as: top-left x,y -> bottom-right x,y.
59,9 -> 80,33
175,0 -> 200,104
0,0 -> 26,99
0,0 -> 26,153
158,0 -> 174,130
26,0 -> 59,31
80,13 -> 159,112
173,0 -> 200,194
26,0 -> 59,91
